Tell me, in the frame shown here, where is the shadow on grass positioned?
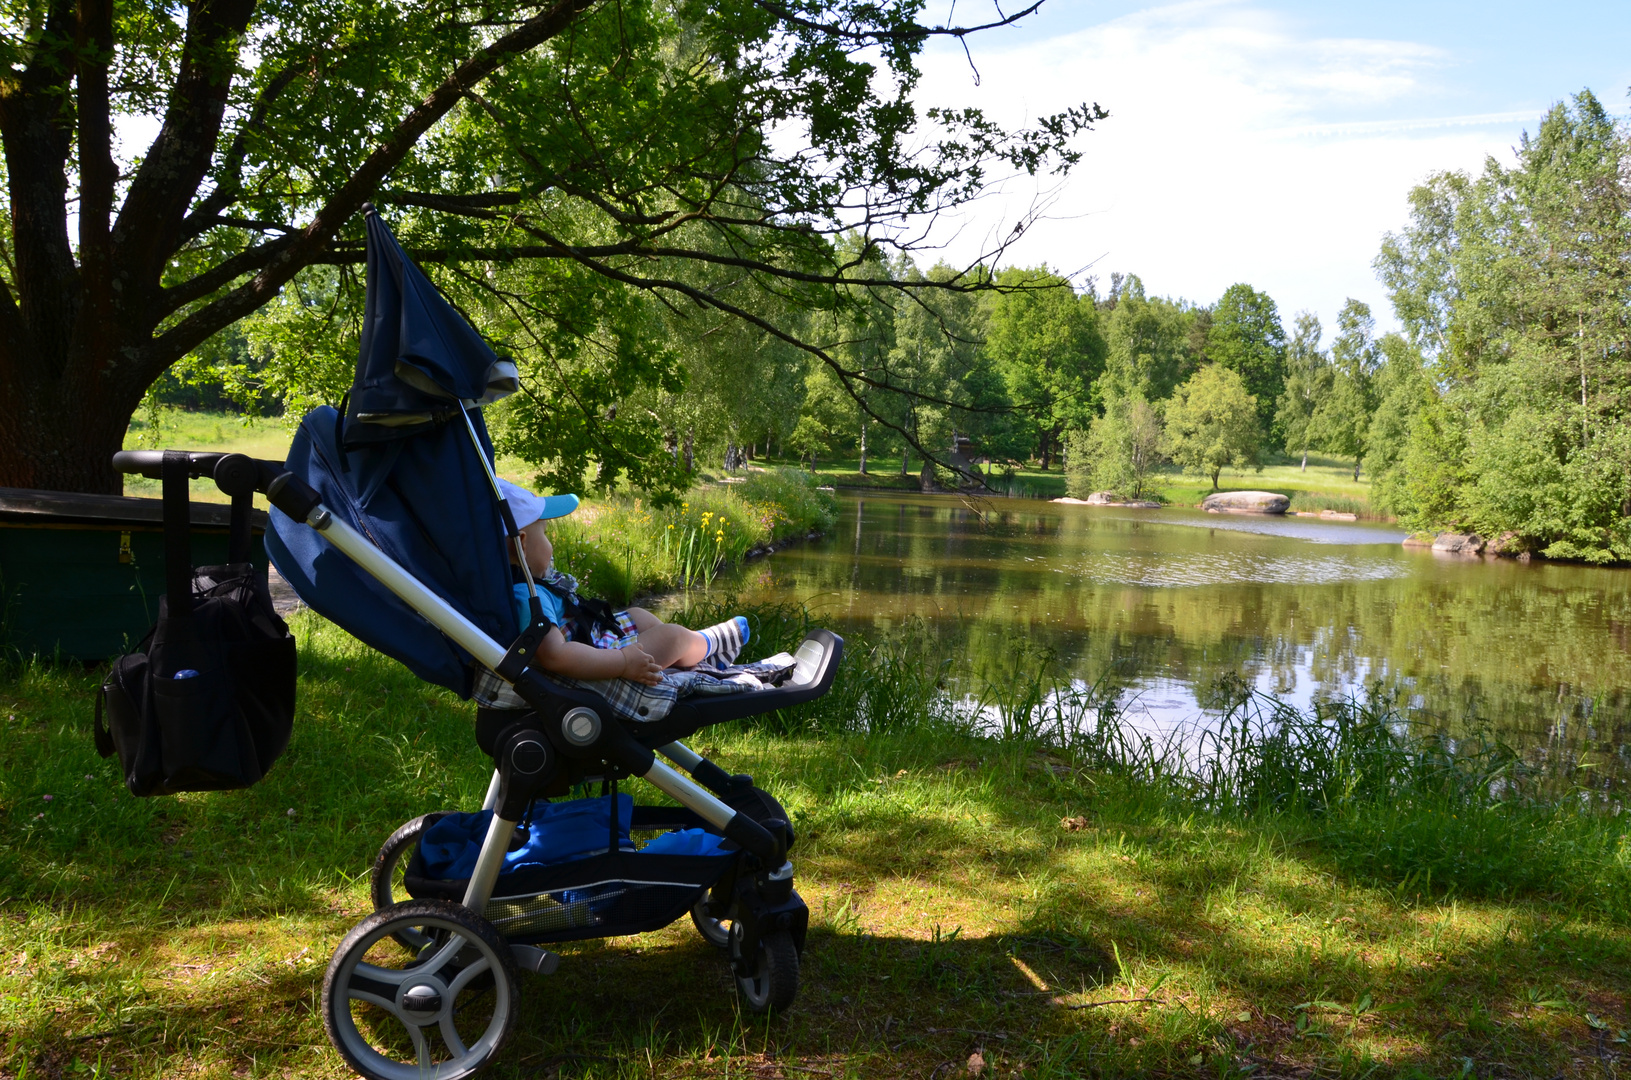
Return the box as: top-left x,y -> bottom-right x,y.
6,627 -> 1631,1077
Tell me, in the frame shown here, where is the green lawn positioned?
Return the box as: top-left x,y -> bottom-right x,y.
770,452 -> 1380,515
121,408 -> 573,508
3,616 -> 1626,1078
120,411 -> 1379,518
1156,457 -> 1378,516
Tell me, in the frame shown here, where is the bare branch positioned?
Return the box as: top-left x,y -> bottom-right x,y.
748,0 -> 1044,42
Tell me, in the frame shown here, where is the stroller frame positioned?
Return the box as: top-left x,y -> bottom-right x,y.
113,447 -> 843,1080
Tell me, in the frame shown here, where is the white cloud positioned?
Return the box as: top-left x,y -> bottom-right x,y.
911,0 -> 1538,336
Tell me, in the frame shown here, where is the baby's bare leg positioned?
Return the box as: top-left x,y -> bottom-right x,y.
625,607 -> 709,668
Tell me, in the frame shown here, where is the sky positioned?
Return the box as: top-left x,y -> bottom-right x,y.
908,0 -> 1631,339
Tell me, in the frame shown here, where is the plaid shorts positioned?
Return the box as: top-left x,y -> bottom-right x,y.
569,610 -> 639,651
471,609 -> 659,717
471,662 -> 679,721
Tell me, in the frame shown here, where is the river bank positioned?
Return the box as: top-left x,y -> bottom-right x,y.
3,611 -> 1629,1078
548,467 -> 837,605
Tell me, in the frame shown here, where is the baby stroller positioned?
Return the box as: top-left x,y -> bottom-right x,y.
110,207 -> 842,1080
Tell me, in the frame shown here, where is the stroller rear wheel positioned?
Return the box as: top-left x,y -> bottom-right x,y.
323,899 -> 517,1080
372,814 -> 440,951
730,924 -> 799,1014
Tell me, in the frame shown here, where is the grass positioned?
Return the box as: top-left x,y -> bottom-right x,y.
1147,457 -> 1379,516
776,453 -> 1385,517
4,606 -> 1630,1078
547,471 -> 839,605
116,410 -> 837,603
121,408 -> 295,505
766,455 -> 1070,500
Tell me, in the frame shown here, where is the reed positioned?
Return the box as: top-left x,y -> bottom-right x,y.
662,607 -> 1631,915
544,469 -> 838,604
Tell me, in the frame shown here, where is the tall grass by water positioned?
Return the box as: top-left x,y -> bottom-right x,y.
671,597 -> 1631,919
544,468 -> 838,604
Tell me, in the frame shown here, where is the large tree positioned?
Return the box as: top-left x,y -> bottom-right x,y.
0,0 -> 1099,493
1163,363 -> 1260,490
1207,282 -> 1286,446
1308,299 -> 1381,481
983,265 -> 1104,469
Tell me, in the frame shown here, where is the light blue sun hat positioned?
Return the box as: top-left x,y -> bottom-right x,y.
497,477 -> 579,524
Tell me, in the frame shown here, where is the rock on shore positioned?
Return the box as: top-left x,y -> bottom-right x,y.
1431,533 -> 1485,554
1053,493 -> 1162,508
1201,491 -> 1289,515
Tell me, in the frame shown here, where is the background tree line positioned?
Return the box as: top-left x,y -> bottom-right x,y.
171,234 -> 1418,500
1369,90 -> 1631,564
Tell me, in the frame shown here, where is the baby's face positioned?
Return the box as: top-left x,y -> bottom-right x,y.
516,520 -> 554,573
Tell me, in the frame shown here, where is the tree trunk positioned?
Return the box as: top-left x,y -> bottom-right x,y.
900,449 -> 909,476
1039,433 -> 1051,471
0,384 -> 144,495
920,457 -> 938,492
1210,467 -> 1220,490
858,418 -> 868,475
1300,448 -> 1307,471
683,428 -> 694,472
1353,458 -> 1360,482
0,0 -> 599,494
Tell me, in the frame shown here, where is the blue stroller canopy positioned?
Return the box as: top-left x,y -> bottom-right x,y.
266,208 -> 521,698
344,207 -> 518,447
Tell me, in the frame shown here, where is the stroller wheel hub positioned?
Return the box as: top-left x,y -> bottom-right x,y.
398,981 -> 444,1021
561,707 -> 601,746
510,736 -> 550,774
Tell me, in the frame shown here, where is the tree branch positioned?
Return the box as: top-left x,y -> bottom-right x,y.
748,0 -> 1044,42
143,0 -> 607,375
113,0 -> 258,302
178,64 -> 307,243
159,234 -> 300,317
0,0 -> 79,371
503,226 -> 973,468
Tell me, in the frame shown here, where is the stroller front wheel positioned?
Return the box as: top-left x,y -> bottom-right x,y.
730,925 -> 799,1014
324,899 -> 518,1080
690,896 -> 732,950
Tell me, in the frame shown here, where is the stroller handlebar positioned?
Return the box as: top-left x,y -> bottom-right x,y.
112,450 -> 294,503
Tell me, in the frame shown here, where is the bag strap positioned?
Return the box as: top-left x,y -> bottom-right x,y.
228,489 -> 253,565
162,450 -> 193,619
92,682 -> 114,757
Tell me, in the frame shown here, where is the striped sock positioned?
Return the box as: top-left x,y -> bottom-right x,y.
698,616 -> 750,666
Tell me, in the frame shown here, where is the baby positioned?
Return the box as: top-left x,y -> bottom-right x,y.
498,480 -> 748,686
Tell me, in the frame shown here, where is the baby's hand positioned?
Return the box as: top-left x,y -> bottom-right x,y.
619,643 -> 663,686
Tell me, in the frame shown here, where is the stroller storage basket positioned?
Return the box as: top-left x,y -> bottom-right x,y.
403,808 -> 734,945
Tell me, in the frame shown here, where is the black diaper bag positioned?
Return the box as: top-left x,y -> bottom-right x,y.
94,452 -> 297,795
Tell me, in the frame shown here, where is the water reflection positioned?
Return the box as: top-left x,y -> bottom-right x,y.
700,491 -> 1631,766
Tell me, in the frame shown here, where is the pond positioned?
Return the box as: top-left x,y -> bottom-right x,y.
705,490 -> 1631,766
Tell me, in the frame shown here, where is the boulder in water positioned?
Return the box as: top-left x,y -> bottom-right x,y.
1053,493 -> 1162,508
1432,532 -> 1485,554
1201,490 -> 1289,515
